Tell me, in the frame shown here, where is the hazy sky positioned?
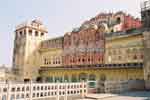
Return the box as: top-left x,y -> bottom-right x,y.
0,0 -> 144,66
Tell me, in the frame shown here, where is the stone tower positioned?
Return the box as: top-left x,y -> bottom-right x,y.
143,30 -> 150,89
12,19 -> 48,81
141,0 -> 150,28
141,0 -> 150,89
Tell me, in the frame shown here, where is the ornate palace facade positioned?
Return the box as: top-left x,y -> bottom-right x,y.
12,11 -> 150,91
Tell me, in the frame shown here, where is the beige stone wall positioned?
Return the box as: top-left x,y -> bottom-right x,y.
143,31 -> 150,89
39,36 -> 63,67
39,49 -> 63,67
40,68 -> 144,82
105,33 -> 144,64
23,30 -> 46,81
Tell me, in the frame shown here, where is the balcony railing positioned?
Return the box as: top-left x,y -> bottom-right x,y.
0,81 -> 87,100
39,62 -> 143,71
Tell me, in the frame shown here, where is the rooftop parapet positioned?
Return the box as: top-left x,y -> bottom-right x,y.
40,36 -> 64,50
15,19 -> 48,32
105,28 -> 144,40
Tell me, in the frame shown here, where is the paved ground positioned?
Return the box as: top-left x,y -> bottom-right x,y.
103,96 -> 149,100
109,91 -> 150,100
78,91 -> 150,100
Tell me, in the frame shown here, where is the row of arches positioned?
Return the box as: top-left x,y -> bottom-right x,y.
40,73 -> 106,90
43,73 -> 106,83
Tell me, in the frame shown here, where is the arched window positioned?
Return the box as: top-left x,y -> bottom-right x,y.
100,74 -> 106,81
88,58 -> 90,62
64,75 -> 69,82
148,74 -> 150,80
89,74 -> 96,81
41,32 -> 44,36
78,58 -> 80,62
141,54 -> 143,59
126,49 -> 130,53
44,58 -> 47,64
20,31 -> 22,36
28,30 -> 32,36
111,29 -> 114,33
116,17 -> 121,24
79,73 -> 88,81
24,29 -> 26,36
82,58 -> 85,62
71,75 -> 78,82
118,56 -> 122,60
95,32 -> 100,41
35,31 -> 38,36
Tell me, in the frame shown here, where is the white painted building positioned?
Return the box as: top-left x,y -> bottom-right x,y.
0,65 -> 15,82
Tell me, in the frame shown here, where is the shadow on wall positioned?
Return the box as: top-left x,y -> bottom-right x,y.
128,80 -> 145,91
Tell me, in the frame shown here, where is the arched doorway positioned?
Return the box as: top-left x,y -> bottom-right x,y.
100,74 -> 106,81
79,73 -> 88,81
54,77 -> 59,82
71,74 -> 78,82
24,78 -> 30,83
36,77 -> 42,83
89,74 -> 96,81
54,76 -> 63,83
64,75 -> 69,82
45,77 -> 53,83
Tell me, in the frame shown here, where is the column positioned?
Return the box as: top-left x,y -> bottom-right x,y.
143,31 -> 150,90
52,75 -> 55,83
